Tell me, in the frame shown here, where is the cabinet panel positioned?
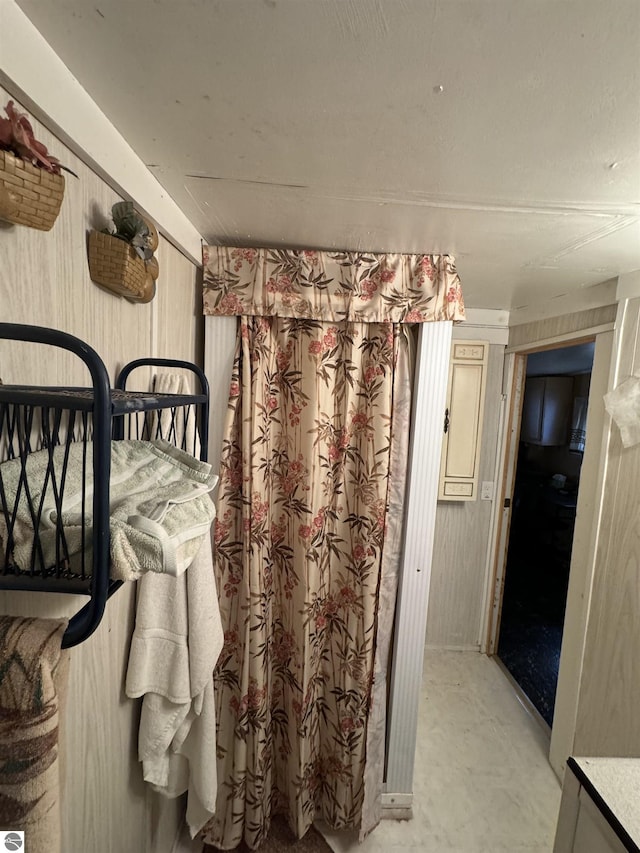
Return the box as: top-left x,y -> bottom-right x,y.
573,795 -> 627,853
521,376 -> 573,446
446,363 -> 483,478
438,341 -> 488,501
521,376 -> 545,443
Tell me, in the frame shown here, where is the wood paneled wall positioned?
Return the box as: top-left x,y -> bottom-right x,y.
425,342 -> 505,648
0,89 -> 200,853
508,304 -> 617,350
573,297 -> 640,758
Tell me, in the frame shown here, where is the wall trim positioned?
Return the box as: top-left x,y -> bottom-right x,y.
385,321 -> 452,794
0,0 -> 203,265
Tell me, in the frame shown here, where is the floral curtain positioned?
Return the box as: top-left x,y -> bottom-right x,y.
203,247 -> 465,324
201,247 -> 464,850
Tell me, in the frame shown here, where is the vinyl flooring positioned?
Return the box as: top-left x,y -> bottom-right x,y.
180,650 -> 562,853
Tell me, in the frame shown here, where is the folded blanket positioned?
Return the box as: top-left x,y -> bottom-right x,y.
0,616 -> 69,853
0,439 -> 218,581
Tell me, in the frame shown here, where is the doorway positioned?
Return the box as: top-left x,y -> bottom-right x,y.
495,341 -> 595,727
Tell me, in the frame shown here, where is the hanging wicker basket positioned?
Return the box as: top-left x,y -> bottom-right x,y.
0,149 -> 65,231
88,230 -> 153,302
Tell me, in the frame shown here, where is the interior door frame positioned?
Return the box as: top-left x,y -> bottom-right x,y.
484,350 -> 527,654
483,329 -> 614,776
485,334 -> 601,654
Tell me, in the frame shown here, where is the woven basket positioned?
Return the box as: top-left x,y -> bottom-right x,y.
0,150 -> 65,231
88,230 -> 148,300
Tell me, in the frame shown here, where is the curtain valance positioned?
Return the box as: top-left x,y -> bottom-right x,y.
203,246 -> 465,323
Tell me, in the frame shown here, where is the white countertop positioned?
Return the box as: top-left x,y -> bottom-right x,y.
572,757 -> 640,848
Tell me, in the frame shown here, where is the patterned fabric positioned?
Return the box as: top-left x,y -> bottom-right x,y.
203,247 -> 465,324
0,616 -> 69,853
202,317 -> 411,850
204,813 -> 333,853
359,327 -> 413,839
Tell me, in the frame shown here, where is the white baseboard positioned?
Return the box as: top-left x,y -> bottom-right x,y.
381,792 -> 413,821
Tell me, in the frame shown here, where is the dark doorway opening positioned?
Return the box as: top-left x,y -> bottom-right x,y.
497,341 -> 594,726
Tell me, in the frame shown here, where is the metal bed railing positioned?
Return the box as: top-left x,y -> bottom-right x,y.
0,323 -> 209,648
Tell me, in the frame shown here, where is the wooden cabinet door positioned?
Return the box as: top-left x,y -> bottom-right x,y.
521,376 -> 545,443
438,340 -> 488,501
521,375 -> 573,446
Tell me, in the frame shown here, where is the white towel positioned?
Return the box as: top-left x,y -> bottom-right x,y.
125,533 -> 223,836
0,439 -> 217,580
153,373 -> 199,458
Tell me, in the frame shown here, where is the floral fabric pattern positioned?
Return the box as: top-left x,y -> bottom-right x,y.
359,326 -> 413,839
203,247 -> 465,324
202,316 -> 411,850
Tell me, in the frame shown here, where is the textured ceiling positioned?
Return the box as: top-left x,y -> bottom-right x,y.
13,0 -> 640,310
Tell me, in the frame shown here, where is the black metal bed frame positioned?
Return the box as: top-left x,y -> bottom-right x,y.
0,323 -> 209,648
